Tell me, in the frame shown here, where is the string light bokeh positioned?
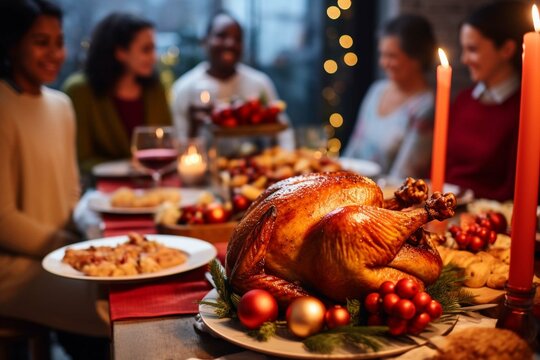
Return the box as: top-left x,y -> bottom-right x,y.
323,0 -> 358,156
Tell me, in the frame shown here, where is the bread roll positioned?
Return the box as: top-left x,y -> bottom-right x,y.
464,261 -> 490,288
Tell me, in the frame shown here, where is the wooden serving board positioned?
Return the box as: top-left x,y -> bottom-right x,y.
467,286 -> 505,304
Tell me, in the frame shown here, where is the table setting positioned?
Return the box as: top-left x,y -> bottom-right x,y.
44,12 -> 540,354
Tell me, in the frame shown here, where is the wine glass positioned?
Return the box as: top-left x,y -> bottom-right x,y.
131,126 -> 178,187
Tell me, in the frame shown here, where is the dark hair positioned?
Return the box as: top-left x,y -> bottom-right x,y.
463,1 -> 532,72
0,0 -> 62,78
382,14 -> 436,72
204,10 -> 242,38
84,12 -> 156,96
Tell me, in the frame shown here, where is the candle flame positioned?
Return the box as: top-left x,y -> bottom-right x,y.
200,90 -> 211,104
438,48 -> 449,68
181,145 -> 205,166
533,4 -> 540,32
155,128 -> 164,139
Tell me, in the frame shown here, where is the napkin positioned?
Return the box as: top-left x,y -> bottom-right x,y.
108,242 -> 227,321
109,266 -> 211,321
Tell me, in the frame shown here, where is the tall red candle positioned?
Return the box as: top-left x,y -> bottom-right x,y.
508,5 -> 540,290
431,48 -> 452,193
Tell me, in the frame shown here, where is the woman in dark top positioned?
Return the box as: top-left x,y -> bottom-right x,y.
446,1 -> 532,201
62,12 -> 171,178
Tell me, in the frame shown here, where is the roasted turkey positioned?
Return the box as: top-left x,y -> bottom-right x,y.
226,172 -> 456,306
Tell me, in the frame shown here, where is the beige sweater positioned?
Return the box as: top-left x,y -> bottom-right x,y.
0,81 -> 108,336
0,80 -> 79,257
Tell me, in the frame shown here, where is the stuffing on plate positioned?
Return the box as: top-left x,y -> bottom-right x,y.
62,232 -> 187,277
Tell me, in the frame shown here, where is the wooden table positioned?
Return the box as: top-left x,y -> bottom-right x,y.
113,316 -> 243,360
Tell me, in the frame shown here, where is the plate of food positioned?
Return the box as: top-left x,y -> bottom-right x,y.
88,187 -> 206,214
338,158 -> 382,178
199,289 -> 457,359
42,233 -> 217,281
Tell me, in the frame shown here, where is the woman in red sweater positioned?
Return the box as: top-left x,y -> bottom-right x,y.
446,1 -> 532,201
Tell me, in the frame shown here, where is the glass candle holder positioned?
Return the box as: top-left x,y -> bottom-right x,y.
177,138 -> 208,186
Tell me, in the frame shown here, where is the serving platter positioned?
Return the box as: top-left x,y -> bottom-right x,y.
199,289 -> 457,359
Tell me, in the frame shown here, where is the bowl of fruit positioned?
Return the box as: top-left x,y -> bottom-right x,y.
209,97 -> 288,136
155,191 -> 253,244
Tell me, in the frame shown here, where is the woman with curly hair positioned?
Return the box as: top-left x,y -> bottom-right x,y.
63,12 -> 171,180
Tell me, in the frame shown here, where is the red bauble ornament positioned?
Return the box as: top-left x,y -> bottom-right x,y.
237,289 -> 278,330
387,316 -> 407,336
407,312 -> 431,335
379,281 -> 395,295
395,279 -> 419,299
425,300 -> 443,320
478,218 -> 492,230
468,235 -> 485,252
204,203 -> 230,224
487,211 -> 507,233
488,230 -> 498,244
233,194 -> 250,212
393,299 -> 416,320
455,232 -> 469,248
383,293 -> 401,314
412,292 -> 432,313
364,293 -> 381,314
324,306 -> 351,329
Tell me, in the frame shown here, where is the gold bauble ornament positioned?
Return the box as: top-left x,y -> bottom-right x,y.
286,296 -> 326,338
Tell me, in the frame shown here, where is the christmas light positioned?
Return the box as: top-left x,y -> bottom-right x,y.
327,6 -> 341,20
324,59 -> 338,74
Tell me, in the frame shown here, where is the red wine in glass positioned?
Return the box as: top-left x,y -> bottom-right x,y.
131,126 -> 178,187
135,148 -> 178,171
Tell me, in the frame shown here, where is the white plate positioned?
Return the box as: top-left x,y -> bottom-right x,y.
87,188 -> 206,215
200,289 -> 457,359
92,159 -> 139,178
42,234 -> 217,281
339,158 -> 382,178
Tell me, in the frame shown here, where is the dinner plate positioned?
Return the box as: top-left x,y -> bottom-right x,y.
87,188 -> 206,215
92,159 -> 139,178
42,234 -> 217,281
338,158 -> 382,178
92,159 -> 176,178
199,289 -> 457,359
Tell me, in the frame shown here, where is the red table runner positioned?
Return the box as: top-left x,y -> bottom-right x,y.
108,242 -> 227,321
96,177 -> 229,321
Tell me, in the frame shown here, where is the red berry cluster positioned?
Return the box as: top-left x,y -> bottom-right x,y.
364,279 -> 442,336
448,211 -> 507,253
177,195 -> 251,226
178,203 -> 231,225
211,98 -> 284,127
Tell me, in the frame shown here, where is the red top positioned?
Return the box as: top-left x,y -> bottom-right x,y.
113,96 -> 145,140
446,87 -> 520,201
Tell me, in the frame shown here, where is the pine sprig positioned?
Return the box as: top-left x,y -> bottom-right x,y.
247,321 -> 287,341
202,259 -> 238,318
426,264 -> 476,314
303,326 -> 388,354
346,298 -> 361,326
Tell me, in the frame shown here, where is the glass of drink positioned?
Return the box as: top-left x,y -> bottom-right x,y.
131,126 -> 178,187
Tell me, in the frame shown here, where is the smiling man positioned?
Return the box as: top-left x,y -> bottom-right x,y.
171,11 -> 294,150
